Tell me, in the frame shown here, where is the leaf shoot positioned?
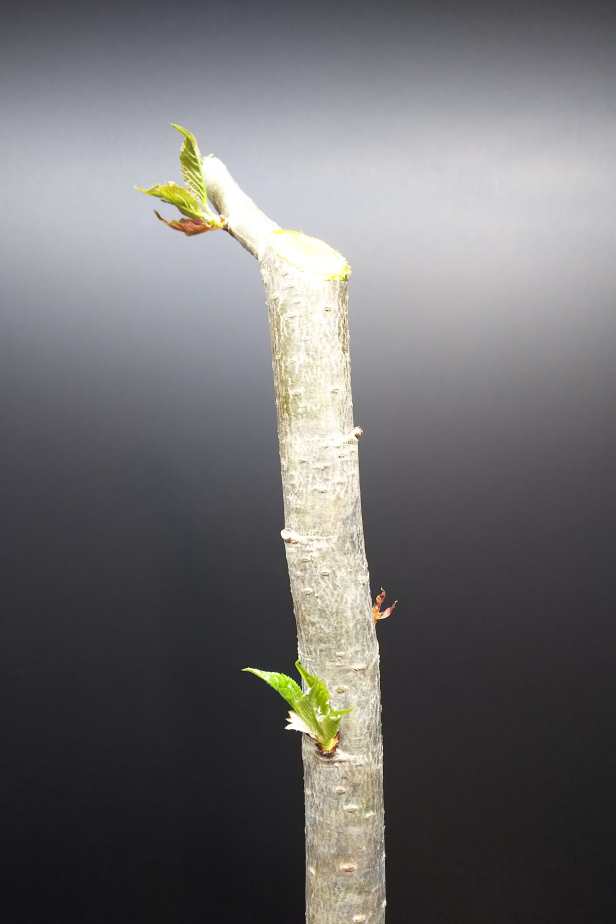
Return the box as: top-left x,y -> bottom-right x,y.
243,661 -> 353,754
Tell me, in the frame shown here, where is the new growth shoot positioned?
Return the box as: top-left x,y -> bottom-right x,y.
243,661 -> 354,755
135,124 -> 225,235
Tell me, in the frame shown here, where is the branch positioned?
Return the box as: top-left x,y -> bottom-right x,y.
201,155 -> 280,260
136,128 -> 386,924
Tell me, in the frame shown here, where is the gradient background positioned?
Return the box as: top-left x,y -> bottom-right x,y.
1,1 -> 615,921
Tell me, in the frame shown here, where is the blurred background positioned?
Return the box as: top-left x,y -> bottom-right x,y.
1,1 -> 614,921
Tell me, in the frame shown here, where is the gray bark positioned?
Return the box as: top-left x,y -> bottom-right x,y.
202,155 -> 385,924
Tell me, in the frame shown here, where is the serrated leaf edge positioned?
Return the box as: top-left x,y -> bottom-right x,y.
171,123 -> 216,220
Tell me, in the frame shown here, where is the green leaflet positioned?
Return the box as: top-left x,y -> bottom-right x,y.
135,182 -> 206,219
171,123 -> 210,213
293,694 -> 325,741
296,661 -> 329,711
320,711 -> 349,744
243,660 -> 353,753
242,669 -> 303,710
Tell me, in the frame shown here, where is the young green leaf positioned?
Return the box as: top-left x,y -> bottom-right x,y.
135,182 -> 206,220
310,679 -> 330,713
293,694 -> 325,740
296,660 -> 330,714
242,668 -> 303,710
295,660 -> 317,689
319,709 -> 353,745
171,123 -> 211,213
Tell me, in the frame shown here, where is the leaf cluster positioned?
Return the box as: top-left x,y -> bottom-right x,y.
136,125 -> 224,235
243,661 -> 353,754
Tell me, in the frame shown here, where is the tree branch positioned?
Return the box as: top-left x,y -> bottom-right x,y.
202,155 -> 279,259
202,151 -> 386,924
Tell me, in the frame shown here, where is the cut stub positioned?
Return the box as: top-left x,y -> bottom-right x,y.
373,588 -> 397,624
268,229 -> 351,281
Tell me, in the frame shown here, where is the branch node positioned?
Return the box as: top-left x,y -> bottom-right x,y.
280,528 -> 327,544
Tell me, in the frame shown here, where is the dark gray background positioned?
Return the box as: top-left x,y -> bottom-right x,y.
1,1 -> 615,921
